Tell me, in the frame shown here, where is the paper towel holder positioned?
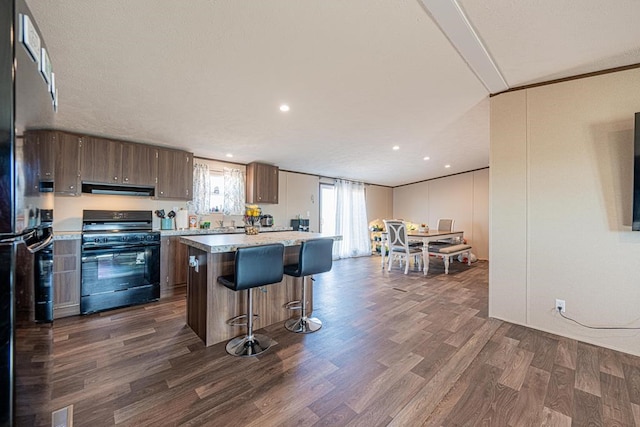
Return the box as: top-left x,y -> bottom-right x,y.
176,209 -> 189,230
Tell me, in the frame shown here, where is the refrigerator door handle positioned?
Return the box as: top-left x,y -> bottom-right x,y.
0,229 -> 36,244
26,232 -> 53,253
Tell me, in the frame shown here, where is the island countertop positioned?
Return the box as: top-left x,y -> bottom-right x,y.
180,231 -> 341,253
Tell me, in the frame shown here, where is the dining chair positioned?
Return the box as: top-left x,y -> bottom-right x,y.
430,218 -> 460,248
437,218 -> 455,232
383,220 -> 423,274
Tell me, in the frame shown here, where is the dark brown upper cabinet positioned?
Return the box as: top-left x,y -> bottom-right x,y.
156,148 -> 193,200
122,142 -> 158,187
246,162 -> 279,204
54,132 -> 82,195
81,136 -> 123,184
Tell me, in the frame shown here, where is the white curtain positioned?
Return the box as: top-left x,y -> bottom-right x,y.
192,163 -> 211,214
334,179 -> 371,258
223,167 -> 245,215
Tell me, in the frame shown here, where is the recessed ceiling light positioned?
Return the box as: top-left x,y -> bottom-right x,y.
445,164 -> 451,168
392,145 -> 400,151
279,104 -> 290,112
225,153 -> 233,158
423,156 -> 430,161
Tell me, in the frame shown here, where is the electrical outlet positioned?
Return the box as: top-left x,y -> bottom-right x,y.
51,405 -> 73,427
555,299 -> 566,313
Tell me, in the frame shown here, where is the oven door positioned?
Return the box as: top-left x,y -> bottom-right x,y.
81,243 -> 160,303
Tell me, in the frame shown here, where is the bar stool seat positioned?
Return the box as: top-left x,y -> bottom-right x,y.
283,238 -> 334,333
218,243 -> 284,356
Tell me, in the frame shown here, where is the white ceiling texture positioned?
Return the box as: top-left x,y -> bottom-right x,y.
26,0 -> 640,187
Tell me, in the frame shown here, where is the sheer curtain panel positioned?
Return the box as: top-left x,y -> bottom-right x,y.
192,163 -> 211,214
334,179 -> 371,259
223,167 -> 246,215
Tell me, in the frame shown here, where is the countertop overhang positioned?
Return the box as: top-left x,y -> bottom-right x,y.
180,231 -> 342,253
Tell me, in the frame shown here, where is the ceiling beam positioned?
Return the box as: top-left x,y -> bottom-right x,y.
418,0 -> 509,94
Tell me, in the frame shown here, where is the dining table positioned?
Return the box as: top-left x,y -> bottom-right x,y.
379,229 -> 464,275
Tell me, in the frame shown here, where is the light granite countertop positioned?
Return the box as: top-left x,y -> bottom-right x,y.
180,231 -> 341,253
160,226 -> 292,236
52,226 -> 293,241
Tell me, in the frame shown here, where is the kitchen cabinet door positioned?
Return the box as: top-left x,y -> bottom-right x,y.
24,130 -> 55,182
53,239 -> 81,318
160,236 -> 188,297
81,136 -> 123,184
54,131 -> 81,195
157,148 -> 192,200
246,162 -> 279,204
38,132 -> 55,181
122,142 -> 157,187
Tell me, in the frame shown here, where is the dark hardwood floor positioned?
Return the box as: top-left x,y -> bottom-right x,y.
14,256 -> 640,426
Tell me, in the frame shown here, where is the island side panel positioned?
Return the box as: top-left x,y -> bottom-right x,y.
203,245 -> 310,347
186,246 -> 208,343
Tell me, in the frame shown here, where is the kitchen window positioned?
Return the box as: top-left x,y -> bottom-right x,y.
193,163 -> 245,215
209,172 -> 224,213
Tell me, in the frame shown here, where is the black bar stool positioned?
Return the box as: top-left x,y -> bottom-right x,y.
217,243 -> 284,356
284,238 -> 334,333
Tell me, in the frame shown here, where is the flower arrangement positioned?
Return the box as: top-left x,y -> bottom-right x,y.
244,204 -> 261,234
244,204 -> 261,225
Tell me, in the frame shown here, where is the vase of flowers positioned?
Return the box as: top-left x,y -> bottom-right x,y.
244,204 -> 261,235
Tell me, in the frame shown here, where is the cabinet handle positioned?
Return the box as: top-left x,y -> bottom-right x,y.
160,191 -> 164,195
69,185 -> 74,189
45,172 -> 51,176
124,177 -> 129,182
114,176 -> 118,181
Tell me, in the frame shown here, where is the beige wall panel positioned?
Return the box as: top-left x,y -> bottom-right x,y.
472,168 -> 489,260
285,172 -> 320,232
365,185 -> 393,224
489,90 -> 528,325
525,69 -> 640,355
393,181 -> 429,223
428,173 -> 474,234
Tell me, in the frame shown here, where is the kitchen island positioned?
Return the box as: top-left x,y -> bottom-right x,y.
180,231 -> 340,347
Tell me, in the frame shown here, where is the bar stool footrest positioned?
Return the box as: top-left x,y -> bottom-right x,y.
226,313 -> 259,327
284,300 -> 302,311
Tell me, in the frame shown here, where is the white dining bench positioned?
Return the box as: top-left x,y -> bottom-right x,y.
427,243 -> 472,274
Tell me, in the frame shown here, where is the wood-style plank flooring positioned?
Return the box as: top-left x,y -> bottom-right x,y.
14,256 -> 640,426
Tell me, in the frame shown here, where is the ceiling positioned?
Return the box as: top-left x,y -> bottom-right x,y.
24,0 -> 640,187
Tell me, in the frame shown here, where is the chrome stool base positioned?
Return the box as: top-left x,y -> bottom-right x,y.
225,333 -> 272,357
285,316 -> 322,334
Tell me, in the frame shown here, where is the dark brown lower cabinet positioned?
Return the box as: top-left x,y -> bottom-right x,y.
160,236 -> 188,297
53,239 -> 81,318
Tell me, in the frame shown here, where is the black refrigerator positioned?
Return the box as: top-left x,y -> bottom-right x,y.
1,0 -> 56,424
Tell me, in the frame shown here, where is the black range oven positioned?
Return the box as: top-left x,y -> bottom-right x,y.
81,210 -> 160,314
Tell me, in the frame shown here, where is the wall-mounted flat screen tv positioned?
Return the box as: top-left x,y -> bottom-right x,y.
633,112 -> 640,230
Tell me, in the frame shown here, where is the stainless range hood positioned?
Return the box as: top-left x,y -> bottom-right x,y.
81,182 -> 155,197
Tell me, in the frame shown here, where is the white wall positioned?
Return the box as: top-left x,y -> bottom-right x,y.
490,67 -> 640,356
392,169 -> 489,259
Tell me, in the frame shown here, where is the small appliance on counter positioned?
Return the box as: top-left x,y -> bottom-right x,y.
291,218 -> 309,232
260,214 -> 274,227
